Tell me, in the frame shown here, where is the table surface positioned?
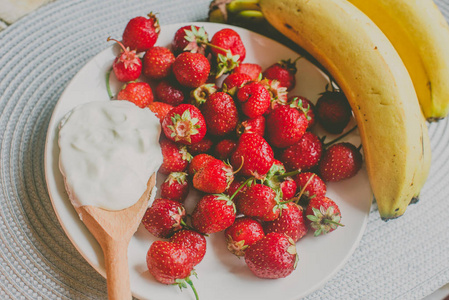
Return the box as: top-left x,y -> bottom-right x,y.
1,0 -> 449,299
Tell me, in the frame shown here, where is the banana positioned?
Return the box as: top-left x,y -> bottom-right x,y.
258,0 -> 431,220
345,0 -> 449,121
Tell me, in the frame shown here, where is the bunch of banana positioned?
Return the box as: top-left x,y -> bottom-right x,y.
209,0 -> 434,220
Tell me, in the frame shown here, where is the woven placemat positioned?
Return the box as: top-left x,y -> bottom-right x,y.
1,0 -> 449,299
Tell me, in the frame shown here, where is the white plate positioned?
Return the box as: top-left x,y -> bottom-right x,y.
44,22 -> 372,300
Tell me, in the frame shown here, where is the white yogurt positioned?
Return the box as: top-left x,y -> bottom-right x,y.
58,100 -> 163,211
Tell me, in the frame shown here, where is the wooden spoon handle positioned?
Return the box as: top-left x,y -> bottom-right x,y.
102,238 -> 132,300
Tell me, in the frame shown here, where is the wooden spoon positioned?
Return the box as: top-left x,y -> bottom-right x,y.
74,173 -> 156,300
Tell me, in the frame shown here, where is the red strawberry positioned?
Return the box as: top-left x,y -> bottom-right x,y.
187,136 -> 214,155
146,241 -> 198,299
201,91 -> 238,136
117,81 -> 154,108
244,232 -> 298,279
210,28 -> 246,62
147,101 -> 173,121
142,46 -> 175,80
280,131 -> 323,172
173,52 -> 211,88
294,172 -> 327,204
222,73 -> 251,95
122,13 -> 160,53
160,172 -> 189,203
233,63 -> 262,80
319,142 -> 363,182
155,79 -> 185,106
262,58 -> 298,91
214,139 -> 237,160
230,133 -> 274,179
236,81 -> 271,118
316,90 -> 352,134
107,38 -> 142,82
172,25 -> 208,55
263,202 -> 307,242
237,183 -> 281,221
193,159 -> 234,194
289,95 -> 316,130
159,139 -> 192,175
191,194 -> 236,234
266,105 -> 308,148
236,115 -> 265,137
162,104 -> 206,145
188,153 -> 215,176
306,195 -> 343,236
141,198 -> 185,238
225,217 -> 264,257
280,178 -> 297,200
170,229 -> 207,266
260,79 -> 288,115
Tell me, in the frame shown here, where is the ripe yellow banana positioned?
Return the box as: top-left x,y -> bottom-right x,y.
345,0 -> 449,122
258,0 -> 431,220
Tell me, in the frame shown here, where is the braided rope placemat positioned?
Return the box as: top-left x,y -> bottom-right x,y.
1,0 -> 449,299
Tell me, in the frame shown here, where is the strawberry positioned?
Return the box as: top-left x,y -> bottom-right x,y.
141,198 -> 185,238
280,178 -> 297,200
222,73 -> 251,95
191,194 -> 236,234
232,63 -> 262,80
236,115 -> 265,137
155,79 -> 185,106
188,153 -> 215,176
173,52 -> 211,88
146,241 -> 198,299
160,172 -> 189,203
172,25 -> 208,55
263,202 -> 308,242
315,90 -> 352,134
107,37 -> 142,82
162,104 -> 206,145
319,142 -> 363,182
236,81 -> 271,118
293,172 -> 327,205
147,101 -> 173,122
142,46 -> 175,80
116,81 -> 154,108
225,217 -> 264,257
210,28 -> 246,62
280,131 -> 323,172
266,104 -> 308,148
230,133 -> 274,179
193,158 -> 234,194
262,58 -> 298,91
237,183 -> 281,221
201,91 -> 238,136
122,13 -> 160,53
159,139 -> 192,175
244,232 -> 298,279
289,95 -> 316,130
213,139 -> 237,160
187,136 -> 214,155
306,195 -> 343,236
170,229 -> 207,266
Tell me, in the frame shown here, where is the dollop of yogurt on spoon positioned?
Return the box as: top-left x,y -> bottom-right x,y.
58,100 -> 163,211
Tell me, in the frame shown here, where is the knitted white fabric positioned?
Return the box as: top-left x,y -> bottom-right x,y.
1,0 -> 449,299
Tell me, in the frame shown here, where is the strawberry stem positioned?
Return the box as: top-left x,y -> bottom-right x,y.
323,125 -> 358,148
275,169 -> 301,180
293,173 -> 315,204
105,67 -> 114,99
229,176 -> 253,201
107,36 -> 127,53
323,218 -> 345,227
185,277 -> 199,300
